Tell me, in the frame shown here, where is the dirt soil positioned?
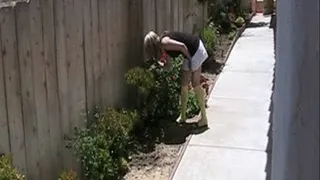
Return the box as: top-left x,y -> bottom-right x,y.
124,34 -> 234,180
124,143 -> 181,180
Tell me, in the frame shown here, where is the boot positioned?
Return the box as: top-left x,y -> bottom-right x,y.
176,86 -> 188,123
194,86 -> 208,128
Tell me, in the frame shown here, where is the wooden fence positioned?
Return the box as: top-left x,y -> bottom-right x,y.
0,0 -> 207,179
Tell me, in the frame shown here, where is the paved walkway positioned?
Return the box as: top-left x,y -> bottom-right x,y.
172,15 -> 274,180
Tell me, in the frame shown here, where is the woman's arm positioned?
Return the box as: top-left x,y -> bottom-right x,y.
161,37 -> 192,60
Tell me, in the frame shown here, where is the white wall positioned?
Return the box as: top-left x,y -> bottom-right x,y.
272,0 -> 319,179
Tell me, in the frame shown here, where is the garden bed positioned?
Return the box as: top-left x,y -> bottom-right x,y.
124,13 -> 254,180
57,7 -> 255,180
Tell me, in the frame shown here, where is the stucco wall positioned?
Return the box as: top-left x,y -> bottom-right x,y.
271,0 -> 319,179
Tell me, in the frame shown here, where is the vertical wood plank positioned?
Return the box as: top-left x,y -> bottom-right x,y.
71,0 -> 86,127
15,3 -> 41,180
90,0 -> 101,106
165,0 -> 172,30
171,0 -> 179,31
183,0 -> 191,33
0,7 -> 27,174
142,0 -> 156,35
117,0 -> 128,107
63,0 -> 86,170
120,0 -> 131,106
29,0 -> 52,178
0,10 -> 10,156
68,0 -> 86,171
63,0 -> 74,146
178,0 -> 184,31
194,0 -> 202,34
193,0 -> 203,34
41,0 -> 62,178
128,0 -> 143,65
155,0 -> 165,33
54,0 -> 72,169
83,0 -> 95,109
184,0 -> 188,32
203,2 -> 208,26
141,0 -> 156,61
111,0 -> 125,107
98,0 -> 108,105
102,0 -> 112,105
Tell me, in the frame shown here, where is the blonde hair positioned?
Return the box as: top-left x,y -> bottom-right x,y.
143,31 -> 161,61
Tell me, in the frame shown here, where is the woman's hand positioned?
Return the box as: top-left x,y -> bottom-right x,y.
158,51 -> 167,67
157,60 -> 165,67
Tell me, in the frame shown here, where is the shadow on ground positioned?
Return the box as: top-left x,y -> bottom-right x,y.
202,57 -> 225,74
247,22 -> 269,28
163,123 -> 195,144
129,119 -> 206,154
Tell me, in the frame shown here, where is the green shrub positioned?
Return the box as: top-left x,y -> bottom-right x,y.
0,155 -> 25,180
70,108 -> 139,180
186,91 -> 201,117
204,0 -> 248,34
234,16 -> 245,27
58,169 -> 78,180
228,30 -> 237,40
125,67 -> 155,96
202,24 -> 219,57
125,56 -> 200,125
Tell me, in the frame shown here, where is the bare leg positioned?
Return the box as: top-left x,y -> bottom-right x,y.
177,70 -> 191,123
192,66 -> 208,127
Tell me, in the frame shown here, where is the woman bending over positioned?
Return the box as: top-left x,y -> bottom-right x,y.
144,30 -> 209,128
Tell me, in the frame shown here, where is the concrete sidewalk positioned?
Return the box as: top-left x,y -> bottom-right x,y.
172,15 -> 274,180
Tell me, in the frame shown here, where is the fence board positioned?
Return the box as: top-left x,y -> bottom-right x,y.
72,0 -> 86,171
178,0 -> 184,31
165,0 -> 172,30
0,7 -> 27,174
195,2 -> 204,34
155,0 -> 165,33
106,0 -> 113,105
118,0 -> 129,107
142,0 -> 156,35
112,0 -> 126,107
98,0 -> 108,105
0,0 -> 207,178
172,0 -> 179,31
117,0 -> 128,106
41,0 -> 62,178
64,0 -> 86,169
90,0 -> 100,106
183,0 -> 192,33
0,11 -> 10,155
128,0 -> 143,64
15,3 -> 40,180
54,0 -> 72,169
29,0 -> 52,178
71,0 -> 86,128
83,0 -> 94,109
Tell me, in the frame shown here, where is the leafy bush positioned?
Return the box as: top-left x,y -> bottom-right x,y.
202,23 -> 219,57
125,67 -> 155,96
125,56 -> 200,125
58,169 -> 78,180
234,16 -> 245,27
203,0 -> 249,33
70,108 -> 139,180
0,155 -> 25,180
228,30 -> 237,40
